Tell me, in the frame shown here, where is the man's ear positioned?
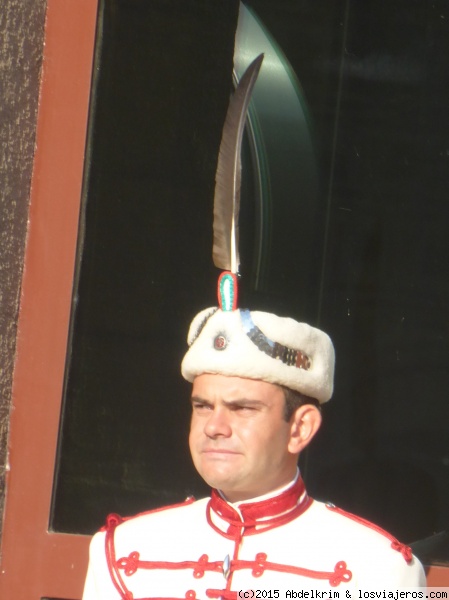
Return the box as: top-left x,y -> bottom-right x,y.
287,404 -> 322,455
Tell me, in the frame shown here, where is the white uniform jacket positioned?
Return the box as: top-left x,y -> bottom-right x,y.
83,477 -> 425,600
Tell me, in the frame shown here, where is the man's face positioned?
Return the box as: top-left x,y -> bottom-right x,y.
189,373 -> 299,502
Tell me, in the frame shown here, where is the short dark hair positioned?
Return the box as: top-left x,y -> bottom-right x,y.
281,385 -> 321,421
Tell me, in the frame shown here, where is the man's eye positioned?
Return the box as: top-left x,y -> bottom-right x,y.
193,403 -> 211,410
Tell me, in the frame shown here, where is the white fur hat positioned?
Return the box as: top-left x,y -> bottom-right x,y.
181,58 -> 335,402
181,306 -> 335,403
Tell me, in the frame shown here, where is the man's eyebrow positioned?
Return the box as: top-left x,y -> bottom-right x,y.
190,396 -> 210,405
190,396 -> 266,408
223,398 -> 266,407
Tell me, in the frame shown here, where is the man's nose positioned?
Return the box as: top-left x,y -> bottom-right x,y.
204,408 -> 232,438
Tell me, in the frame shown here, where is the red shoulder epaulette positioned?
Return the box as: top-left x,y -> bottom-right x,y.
324,503 -> 413,563
100,496 -> 196,532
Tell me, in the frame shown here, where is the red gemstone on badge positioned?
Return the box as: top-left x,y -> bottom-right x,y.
214,335 -> 227,350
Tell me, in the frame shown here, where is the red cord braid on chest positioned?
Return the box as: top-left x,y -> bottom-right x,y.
117,552 -> 223,577
116,551 -> 352,587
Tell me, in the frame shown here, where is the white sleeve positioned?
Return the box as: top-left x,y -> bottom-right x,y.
354,551 -> 427,590
398,554 -> 427,587
82,531 -> 120,600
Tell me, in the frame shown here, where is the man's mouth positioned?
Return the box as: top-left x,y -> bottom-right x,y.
202,448 -> 240,455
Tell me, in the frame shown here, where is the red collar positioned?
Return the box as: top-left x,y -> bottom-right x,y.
207,476 -> 312,538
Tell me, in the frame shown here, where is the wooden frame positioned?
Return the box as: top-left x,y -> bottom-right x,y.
0,0 -> 98,598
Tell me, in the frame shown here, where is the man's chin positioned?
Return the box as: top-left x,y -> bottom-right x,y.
195,467 -> 239,492
200,473 -> 233,489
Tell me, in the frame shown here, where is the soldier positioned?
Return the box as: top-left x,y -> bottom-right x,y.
82,300 -> 425,599
82,56 -> 425,599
